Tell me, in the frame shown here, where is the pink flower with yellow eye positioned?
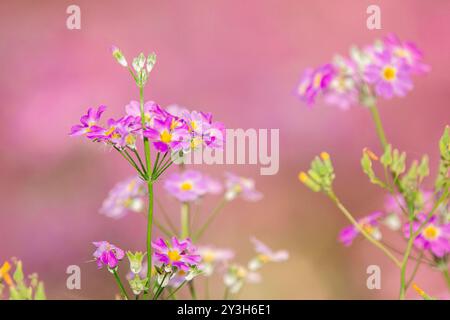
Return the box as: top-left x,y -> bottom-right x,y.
70,105 -> 106,136
152,237 -> 201,271
404,214 -> 450,258
296,64 -> 335,105
364,50 -> 413,99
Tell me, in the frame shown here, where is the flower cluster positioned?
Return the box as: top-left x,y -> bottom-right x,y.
100,176 -> 146,219
70,102 -> 225,154
296,34 -> 429,108
224,172 -> 263,202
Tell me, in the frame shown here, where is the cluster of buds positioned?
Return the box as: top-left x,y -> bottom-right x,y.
111,46 -> 156,88
436,126 -> 450,191
126,251 -> 148,295
298,152 -> 335,193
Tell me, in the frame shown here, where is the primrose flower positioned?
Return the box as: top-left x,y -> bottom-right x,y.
125,100 -> 168,128
296,64 -> 335,105
383,34 -> 430,74
164,170 -> 221,202
0,261 -> 13,287
338,211 -> 383,246
223,264 -> 261,294
364,50 -> 413,99
323,56 -> 359,110
70,106 -> 106,136
403,214 -> 450,258
167,267 -> 202,288
152,237 -> 201,272
224,172 -> 262,202
100,176 -> 145,219
248,238 -> 289,271
92,241 -> 125,269
198,246 -> 234,276
143,117 -> 190,153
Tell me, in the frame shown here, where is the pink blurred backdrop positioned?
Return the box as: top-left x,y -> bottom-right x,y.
0,0 -> 449,299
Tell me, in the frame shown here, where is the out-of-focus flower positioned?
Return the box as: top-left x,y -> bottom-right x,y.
296,64 -> 335,105
364,50 -> 413,99
224,173 -> 262,202
0,261 -> 13,287
126,251 -> 146,275
92,241 -> 125,269
152,237 -> 201,272
384,191 -> 434,217
383,34 -> 430,74
100,176 -> 145,219
198,246 -> 234,276
70,106 -> 106,136
338,211 -> 383,246
248,238 -> 289,271
167,267 -> 202,288
164,170 -> 221,202
323,56 -> 359,110
403,214 -> 450,258
223,264 -> 261,294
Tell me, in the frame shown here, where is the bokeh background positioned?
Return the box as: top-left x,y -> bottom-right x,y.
0,0 -> 449,299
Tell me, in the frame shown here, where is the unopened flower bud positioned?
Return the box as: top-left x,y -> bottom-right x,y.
111,46 -> 128,67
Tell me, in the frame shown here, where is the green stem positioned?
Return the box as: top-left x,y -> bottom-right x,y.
368,104 -> 388,150
399,221 -> 415,299
328,191 -> 401,268
193,197 -> 227,241
405,251 -> 424,290
139,84 -> 154,296
153,274 -> 168,300
188,281 -> 197,300
156,198 -> 178,235
442,269 -> 450,292
181,203 -> 190,238
131,148 -> 147,176
112,269 -> 130,300
167,281 -> 187,299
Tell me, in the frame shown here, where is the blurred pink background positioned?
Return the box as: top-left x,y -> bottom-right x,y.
0,0 -> 449,299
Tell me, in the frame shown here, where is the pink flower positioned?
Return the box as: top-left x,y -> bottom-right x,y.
224,173 -> 262,201
248,237 -> 289,271
70,106 -> 106,136
296,64 -> 335,105
164,170 -> 221,202
152,237 -> 201,271
338,212 -> 383,246
92,241 -> 125,269
125,100 -> 169,128
383,34 -> 430,74
143,117 -> 190,153
403,214 -> 450,258
364,50 -> 413,99
100,176 -> 145,219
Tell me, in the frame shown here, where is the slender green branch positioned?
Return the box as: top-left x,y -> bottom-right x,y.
368,104 -> 388,149
181,203 -> 190,238
406,251 -> 424,290
131,148 -> 147,176
112,269 -> 130,300
166,281 -> 187,299
193,197 -> 228,241
327,191 -> 401,268
399,220 -> 415,299
156,198 -> 178,235
188,281 -> 197,300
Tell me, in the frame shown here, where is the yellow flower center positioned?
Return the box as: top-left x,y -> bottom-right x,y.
258,254 -> 271,264
144,113 -> 152,123
180,181 -> 193,191
125,134 -> 136,146
105,126 -> 116,136
422,225 -> 439,240
168,250 -> 181,262
361,223 -> 374,235
191,121 -> 198,131
170,119 -> 179,130
190,137 -> 203,149
203,251 -> 216,263
313,73 -> 322,88
236,267 -> 247,279
160,130 -> 172,143
382,66 -> 396,81
111,132 -> 121,139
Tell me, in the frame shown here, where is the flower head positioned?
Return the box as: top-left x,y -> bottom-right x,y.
248,237 -> 289,271
224,173 -> 262,202
223,264 -> 261,294
152,237 -> 201,272
198,246 -> 234,276
338,211 -> 383,246
404,214 -> 450,258
296,64 -> 335,105
92,241 -> 125,269
164,170 -> 221,202
100,176 -> 145,219
143,116 -> 190,153
364,50 -> 413,99
70,106 -> 106,136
